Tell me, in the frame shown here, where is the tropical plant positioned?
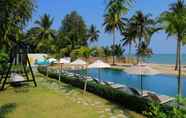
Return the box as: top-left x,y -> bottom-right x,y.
121,19 -> 136,60
0,0 -> 35,49
160,0 -> 186,97
70,47 -> 93,61
103,11 -> 125,65
136,41 -> 153,63
129,11 -> 157,63
26,14 -> 56,53
88,25 -> 100,44
111,44 -> 125,58
104,0 -> 133,65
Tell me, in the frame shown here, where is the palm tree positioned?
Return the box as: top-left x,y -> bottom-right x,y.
136,41 -> 153,63
121,20 -> 137,61
160,0 -> 186,97
112,44 -> 125,59
103,0 -> 133,65
88,25 -> 100,44
130,11 -> 157,63
103,10 -> 125,65
26,14 -> 56,53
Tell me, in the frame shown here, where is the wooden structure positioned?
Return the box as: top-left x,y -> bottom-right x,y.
0,40 -> 37,90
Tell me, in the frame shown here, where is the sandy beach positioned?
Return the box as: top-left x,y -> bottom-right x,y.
112,63 -> 186,76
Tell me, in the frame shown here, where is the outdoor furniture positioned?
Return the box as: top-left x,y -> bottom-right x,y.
125,64 -> 159,95
0,40 -> 37,90
147,92 -> 175,104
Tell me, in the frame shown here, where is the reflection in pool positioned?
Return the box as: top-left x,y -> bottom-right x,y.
87,68 -> 185,97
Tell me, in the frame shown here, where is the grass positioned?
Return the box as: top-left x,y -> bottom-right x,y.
0,73 -> 144,118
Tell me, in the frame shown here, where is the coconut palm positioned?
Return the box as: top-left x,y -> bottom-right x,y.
104,0 -> 132,65
136,41 -> 153,63
130,11 -> 157,63
103,10 -> 125,65
26,14 -> 56,53
88,25 -> 100,44
160,0 -> 186,97
121,20 -> 137,60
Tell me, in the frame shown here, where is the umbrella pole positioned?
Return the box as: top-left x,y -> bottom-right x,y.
83,65 -> 88,95
98,68 -> 101,82
59,63 -> 62,81
141,74 -> 143,96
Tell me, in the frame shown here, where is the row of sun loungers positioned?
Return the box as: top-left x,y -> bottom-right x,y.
54,69 -> 175,104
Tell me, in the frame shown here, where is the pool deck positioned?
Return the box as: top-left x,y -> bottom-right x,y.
111,63 -> 186,77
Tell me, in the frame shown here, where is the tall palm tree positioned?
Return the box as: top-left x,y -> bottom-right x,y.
104,0 -> 133,65
122,20 -> 137,60
160,0 -> 186,97
103,8 -> 126,65
88,25 -> 100,44
130,11 -> 157,63
26,14 -> 56,53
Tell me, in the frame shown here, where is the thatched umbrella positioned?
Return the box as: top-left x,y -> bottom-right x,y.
124,64 -> 159,95
88,60 -> 111,81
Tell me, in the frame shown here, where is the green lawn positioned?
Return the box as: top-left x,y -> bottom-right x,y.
0,73 -> 144,118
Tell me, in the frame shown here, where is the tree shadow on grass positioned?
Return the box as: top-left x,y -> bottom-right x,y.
13,83 -> 30,93
0,103 -> 16,118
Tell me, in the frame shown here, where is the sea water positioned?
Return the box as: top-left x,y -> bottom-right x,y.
144,54 -> 186,64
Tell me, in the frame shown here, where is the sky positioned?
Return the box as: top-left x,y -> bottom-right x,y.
28,0 -> 186,54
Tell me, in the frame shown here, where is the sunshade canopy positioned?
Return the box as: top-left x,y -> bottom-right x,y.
88,60 -> 111,69
125,64 -> 159,75
71,59 -> 87,65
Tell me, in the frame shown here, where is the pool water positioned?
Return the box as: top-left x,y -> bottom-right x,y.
87,68 -> 186,97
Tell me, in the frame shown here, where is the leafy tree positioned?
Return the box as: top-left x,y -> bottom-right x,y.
111,44 -> 125,58
136,41 -> 153,63
104,0 -> 133,65
70,47 -> 93,61
58,11 -> 88,56
103,10 -> 125,65
121,19 -> 137,59
88,25 -> 100,44
0,0 -> 35,49
26,14 -> 56,53
160,0 -> 186,97
129,11 -> 157,63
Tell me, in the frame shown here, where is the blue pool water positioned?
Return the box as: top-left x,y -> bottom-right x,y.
87,68 -> 186,97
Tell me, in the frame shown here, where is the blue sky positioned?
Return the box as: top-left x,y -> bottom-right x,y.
29,0 -> 186,54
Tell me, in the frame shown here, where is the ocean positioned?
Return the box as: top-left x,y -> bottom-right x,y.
144,54 -> 186,64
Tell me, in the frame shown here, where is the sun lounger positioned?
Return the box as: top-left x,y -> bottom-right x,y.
147,92 -> 175,104
128,87 -> 155,97
110,83 -> 124,89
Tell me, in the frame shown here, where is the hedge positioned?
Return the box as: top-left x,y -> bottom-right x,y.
37,66 -> 172,114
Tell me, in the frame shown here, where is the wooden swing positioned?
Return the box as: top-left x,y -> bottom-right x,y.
0,40 -> 37,90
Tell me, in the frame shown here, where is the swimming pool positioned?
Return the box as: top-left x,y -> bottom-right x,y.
87,68 -> 186,97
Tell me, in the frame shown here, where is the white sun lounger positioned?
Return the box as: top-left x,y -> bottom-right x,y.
110,83 -> 124,89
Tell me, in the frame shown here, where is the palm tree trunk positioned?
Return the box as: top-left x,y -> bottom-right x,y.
112,30 -> 116,65
175,39 -> 179,70
178,38 -> 182,98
